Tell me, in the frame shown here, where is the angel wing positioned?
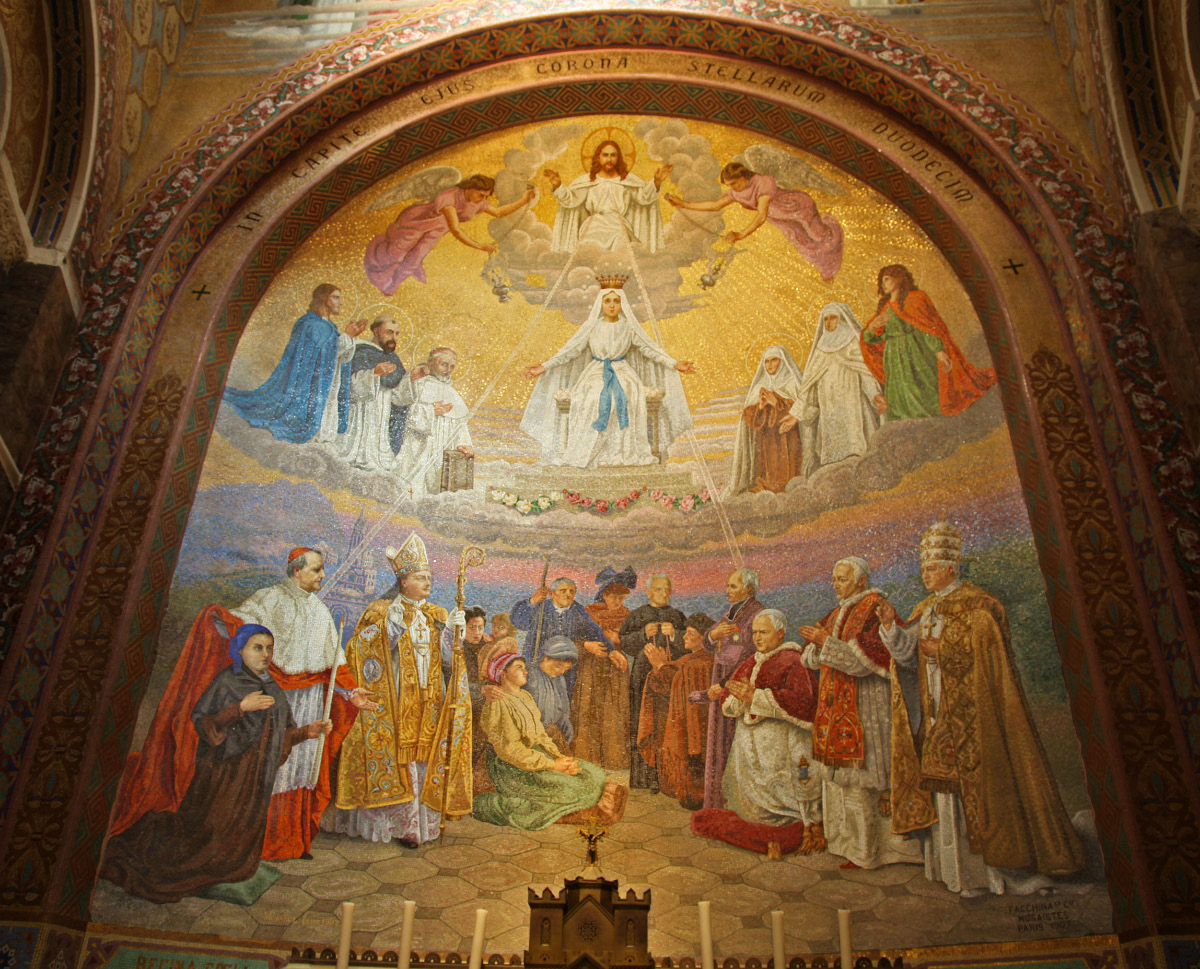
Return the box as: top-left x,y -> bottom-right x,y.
363,165 -> 463,215
737,144 -> 846,197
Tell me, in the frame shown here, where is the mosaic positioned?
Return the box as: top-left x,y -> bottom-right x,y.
90,117 -> 1112,956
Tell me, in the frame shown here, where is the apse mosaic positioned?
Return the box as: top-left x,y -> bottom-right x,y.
92,116 -> 1112,954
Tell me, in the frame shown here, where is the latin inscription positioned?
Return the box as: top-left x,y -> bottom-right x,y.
291,122 -> 370,179
686,59 -> 825,103
872,121 -> 974,203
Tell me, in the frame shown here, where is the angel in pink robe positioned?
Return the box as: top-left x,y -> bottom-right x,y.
364,174 -> 534,295
667,162 -> 843,281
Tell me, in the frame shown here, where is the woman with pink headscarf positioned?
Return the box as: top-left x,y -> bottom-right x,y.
473,652 -> 626,829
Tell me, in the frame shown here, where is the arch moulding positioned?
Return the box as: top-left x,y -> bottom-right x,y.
1,1 -> 1199,961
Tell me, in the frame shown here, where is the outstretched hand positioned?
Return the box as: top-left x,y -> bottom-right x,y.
675,361 -> 697,375
665,193 -> 684,207
345,319 -> 369,338
544,168 -> 562,190
350,689 -> 382,712
525,364 -> 547,379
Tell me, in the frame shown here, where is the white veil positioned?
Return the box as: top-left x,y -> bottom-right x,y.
729,345 -> 806,495
743,345 -> 806,406
519,288 -> 693,464
806,303 -> 861,360
797,301 -> 882,477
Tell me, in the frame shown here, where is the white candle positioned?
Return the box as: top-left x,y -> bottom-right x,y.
837,909 -> 852,969
771,910 -> 785,969
337,901 -> 355,969
398,900 -> 416,969
468,908 -> 488,969
698,901 -> 714,969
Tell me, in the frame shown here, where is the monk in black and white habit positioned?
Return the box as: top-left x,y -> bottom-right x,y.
101,622 -> 331,902
335,314 -> 409,471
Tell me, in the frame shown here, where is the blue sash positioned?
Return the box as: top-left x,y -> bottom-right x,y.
591,354 -> 629,432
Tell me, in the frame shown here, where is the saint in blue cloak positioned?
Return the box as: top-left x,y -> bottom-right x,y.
224,311 -> 352,444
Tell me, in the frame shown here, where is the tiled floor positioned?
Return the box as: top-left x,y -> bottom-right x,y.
90,787 -> 1113,958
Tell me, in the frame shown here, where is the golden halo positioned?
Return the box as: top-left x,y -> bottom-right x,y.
295,270 -> 359,322
580,126 -> 637,174
358,302 -> 416,356
744,332 -> 810,381
806,290 -> 866,328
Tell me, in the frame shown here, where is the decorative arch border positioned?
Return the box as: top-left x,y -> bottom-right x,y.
1,0 -> 1199,941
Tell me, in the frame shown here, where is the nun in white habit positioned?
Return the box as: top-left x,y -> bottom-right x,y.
796,303 -> 883,477
729,346 -> 806,495
521,286 -> 695,468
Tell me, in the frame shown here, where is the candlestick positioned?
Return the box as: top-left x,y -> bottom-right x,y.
337,901 -> 355,969
468,908 -> 488,969
771,910 -> 785,969
398,900 -> 416,969
837,909 -> 852,969
698,900 -> 714,969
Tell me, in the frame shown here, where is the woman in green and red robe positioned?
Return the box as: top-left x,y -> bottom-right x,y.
860,264 -> 996,420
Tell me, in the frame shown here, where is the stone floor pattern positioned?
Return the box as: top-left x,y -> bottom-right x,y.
90,787 -> 1113,958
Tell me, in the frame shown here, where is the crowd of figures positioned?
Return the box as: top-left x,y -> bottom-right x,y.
101,521 -> 1087,908
731,265 -> 996,495
223,283 -> 474,497
222,261 -> 997,496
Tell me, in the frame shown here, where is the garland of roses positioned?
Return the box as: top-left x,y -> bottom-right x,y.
488,485 -> 716,517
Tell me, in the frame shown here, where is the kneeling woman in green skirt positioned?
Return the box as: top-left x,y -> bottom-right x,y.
473,651 -> 614,829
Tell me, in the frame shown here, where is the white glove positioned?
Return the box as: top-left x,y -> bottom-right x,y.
450,608 -> 466,631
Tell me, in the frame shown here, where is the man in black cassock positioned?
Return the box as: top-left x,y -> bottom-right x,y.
620,573 -> 686,790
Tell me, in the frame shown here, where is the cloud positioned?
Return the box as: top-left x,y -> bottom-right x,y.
215,385 -> 1004,565
486,119 -> 728,324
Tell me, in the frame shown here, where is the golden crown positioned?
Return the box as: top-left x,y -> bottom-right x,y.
919,519 -> 962,564
596,274 -> 629,289
386,532 -> 429,575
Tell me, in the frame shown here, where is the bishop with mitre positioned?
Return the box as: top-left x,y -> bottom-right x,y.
328,532 -> 471,846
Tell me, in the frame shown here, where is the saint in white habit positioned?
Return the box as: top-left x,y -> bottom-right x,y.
729,346 -> 805,495
546,140 -> 672,253
521,283 -> 695,468
797,303 -> 883,477
393,348 -> 474,497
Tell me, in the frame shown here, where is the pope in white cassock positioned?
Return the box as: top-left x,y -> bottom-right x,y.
797,302 -> 883,477
392,347 -> 474,497
546,140 -> 672,253
521,283 -> 695,468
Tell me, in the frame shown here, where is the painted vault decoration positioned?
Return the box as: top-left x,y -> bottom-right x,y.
92,117 -> 1111,955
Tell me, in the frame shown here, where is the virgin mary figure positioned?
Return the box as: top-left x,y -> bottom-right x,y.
521,282 -> 695,468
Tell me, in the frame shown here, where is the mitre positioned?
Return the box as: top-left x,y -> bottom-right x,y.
386,532 -> 429,574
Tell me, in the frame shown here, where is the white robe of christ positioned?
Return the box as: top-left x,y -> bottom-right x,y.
551,173 -> 665,253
